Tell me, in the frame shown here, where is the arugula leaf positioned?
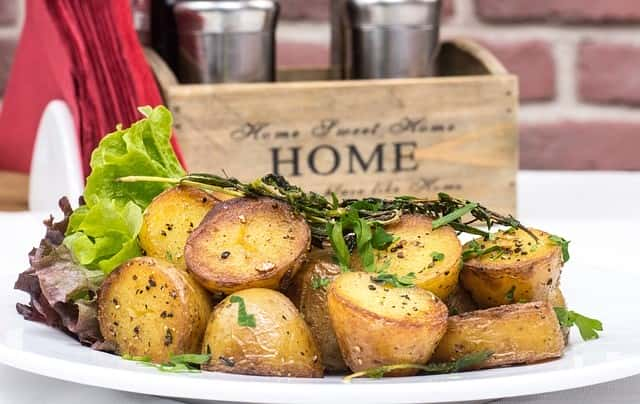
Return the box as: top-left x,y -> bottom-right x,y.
344,351 -> 492,382
327,221 -> 350,272
554,307 -> 602,341
549,235 -> 571,263
431,251 -> 445,262
311,276 -> 331,290
432,203 -> 478,229
353,218 -> 376,273
371,272 -> 416,288
462,242 -> 503,262
371,225 -> 395,250
230,295 -> 256,328
63,106 -> 184,274
124,353 -> 211,373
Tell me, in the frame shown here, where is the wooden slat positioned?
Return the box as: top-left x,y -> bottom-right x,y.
0,171 -> 29,211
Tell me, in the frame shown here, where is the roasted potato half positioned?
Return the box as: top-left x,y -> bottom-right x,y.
98,257 -> 212,363
139,186 -> 218,269
287,248 -> 348,372
201,288 -> 323,377
185,197 -> 311,294
327,271 -> 448,375
445,286 -> 478,316
460,228 -> 563,308
351,214 -> 462,300
432,301 -> 565,369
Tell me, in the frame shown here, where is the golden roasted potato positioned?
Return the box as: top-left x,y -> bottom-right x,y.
351,214 -> 462,300
460,228 -> 563,308
287,248 -> 348,372
185,197 -> 311,294
98,257 -> 212,363
445,286 -> 477,316
327,271 -> 448,375
139,186 -> 218,269
201,288 -> 323,377
432,301 -> 565,369
548,287 -> 570,344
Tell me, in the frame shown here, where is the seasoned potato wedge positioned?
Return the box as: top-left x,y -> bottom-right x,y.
201,288 -> 323,377
139,186 -> 218,269
460,228 -> 563,308
351,214 -> 462,300
185,197 -> 311,294
445,286 -> 478,316
287,248 -> 348,372
432,302 -> 565,369
327,271 -> 448,375
548,287 -> 570,344
98,257 -> 212,363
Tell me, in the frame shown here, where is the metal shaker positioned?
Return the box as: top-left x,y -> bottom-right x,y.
174,0 -> 279,84
345,0 -> 441,79
130,0 -> 152,46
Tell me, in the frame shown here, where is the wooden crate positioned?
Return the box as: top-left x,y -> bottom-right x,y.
146,38 -> 518,215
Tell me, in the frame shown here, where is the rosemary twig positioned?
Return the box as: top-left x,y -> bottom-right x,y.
118,173 -> 535,245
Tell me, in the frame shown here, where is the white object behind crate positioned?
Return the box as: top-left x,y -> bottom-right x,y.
28,100 -> 84,213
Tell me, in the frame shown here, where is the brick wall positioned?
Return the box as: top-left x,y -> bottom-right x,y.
278,0 -> 640,170
0,1 -> 22,98
1,1 -> 638,170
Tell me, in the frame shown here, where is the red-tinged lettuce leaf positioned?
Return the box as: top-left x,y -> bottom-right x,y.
14,198 -> 104,346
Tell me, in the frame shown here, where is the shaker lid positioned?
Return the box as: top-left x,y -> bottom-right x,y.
347,0 -> 441,28
174,0 -> 279,34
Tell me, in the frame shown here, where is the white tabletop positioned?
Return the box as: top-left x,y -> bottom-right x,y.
1,171 -> 639,404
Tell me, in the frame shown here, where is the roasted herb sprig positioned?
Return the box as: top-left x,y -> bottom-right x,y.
118,173 -> 534,246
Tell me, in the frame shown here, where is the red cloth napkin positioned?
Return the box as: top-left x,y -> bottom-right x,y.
0,0 -> 184,175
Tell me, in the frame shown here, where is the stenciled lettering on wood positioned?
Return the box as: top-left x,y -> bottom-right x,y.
224,116 -> 466,199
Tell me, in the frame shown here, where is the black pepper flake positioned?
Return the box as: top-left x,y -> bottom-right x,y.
112,298 -> 119,306
397,251 -> 405,259
132,275 -> 138,281
160,230 -> 167,237
160,310 -> 168,318
219,356 -> 235,367
164,329 -> 173,346
202,197 -> 208,203
221,251 -> 231,259
148,277 -> 157,288
133,326 -> 140,335
368,284 -> 376,291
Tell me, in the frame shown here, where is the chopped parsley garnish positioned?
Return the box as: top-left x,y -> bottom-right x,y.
549,235 -> 571,263
431,251 -> 445,262
461,240 -> 503,262
505,286 -> 516,302
344,350 -> 492,382
371,272 -> 416,288
311,276 -> 331,290
230,295 -> 256,328
554,307 -> 602,341
123,353 -> 211,373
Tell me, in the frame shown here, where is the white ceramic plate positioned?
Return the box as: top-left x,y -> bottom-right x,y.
1,213 -> 639,404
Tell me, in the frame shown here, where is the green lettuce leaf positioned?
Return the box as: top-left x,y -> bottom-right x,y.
83,106 -> 185,208
64,106 -> 184,274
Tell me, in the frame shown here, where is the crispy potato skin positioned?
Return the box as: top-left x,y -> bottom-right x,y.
185,197 -> 311,294
460,229 -> 563,308
351,215 -> 462,300
201,288 -> 323,377
432,302 -> 565,369
138,186 -> 218,269
327,272 -> 448,376
445,286 -> 478,316
287,248 -> 348,372
98,257 -> 212,363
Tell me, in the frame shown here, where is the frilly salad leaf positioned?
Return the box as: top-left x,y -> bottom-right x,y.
64,106 -> 184,273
